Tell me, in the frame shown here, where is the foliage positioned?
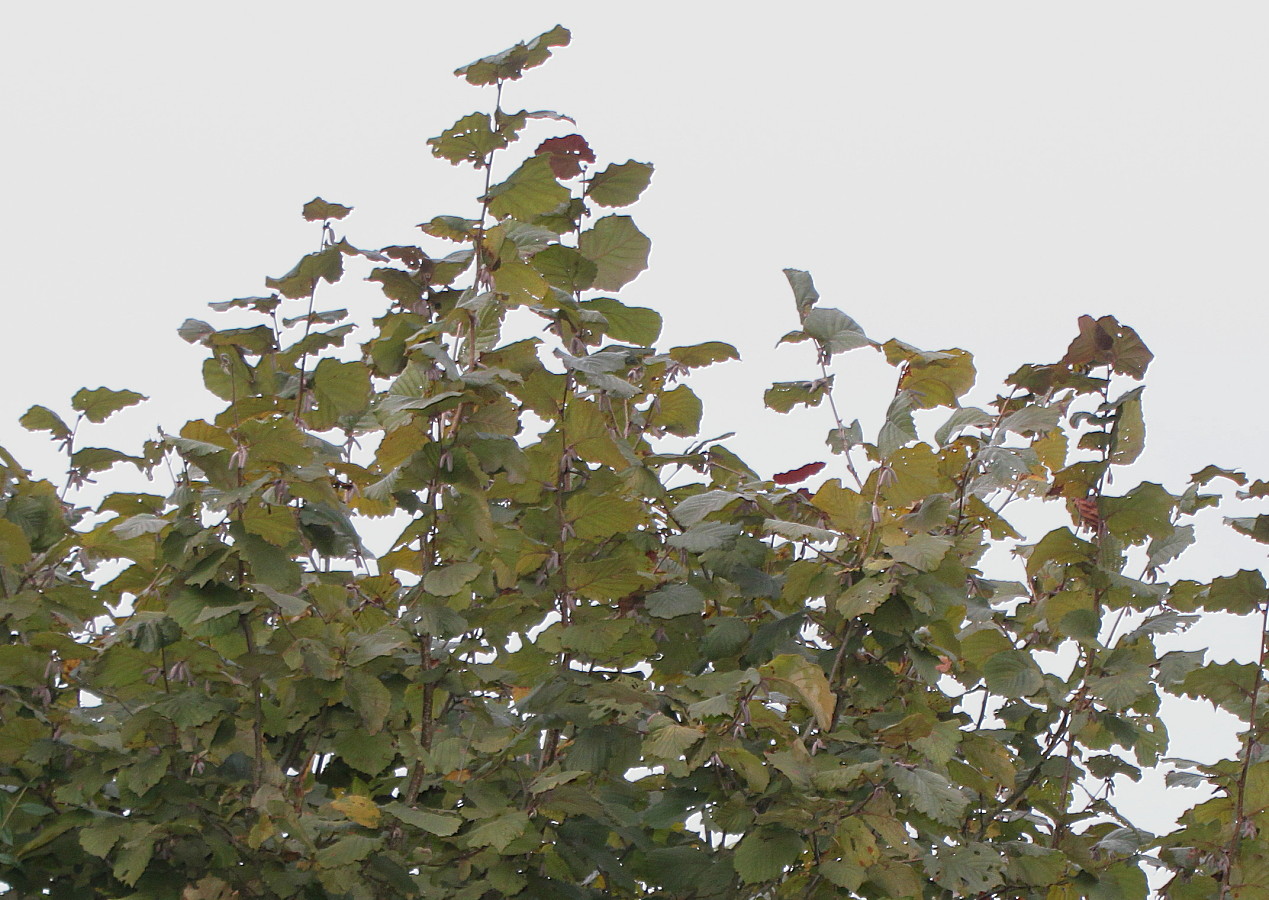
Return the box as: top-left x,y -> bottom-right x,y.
1,25 -> 1267,900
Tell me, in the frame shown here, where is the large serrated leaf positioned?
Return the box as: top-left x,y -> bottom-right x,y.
890,766 -> 969,825
578,215 -> 651,291
733,826 -> 803,884
586,160 -> 653,207
71,387 -> 146,424
982,649 -> 1045,698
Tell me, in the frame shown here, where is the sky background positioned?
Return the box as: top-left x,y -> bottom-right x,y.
4,1 -> 1269,840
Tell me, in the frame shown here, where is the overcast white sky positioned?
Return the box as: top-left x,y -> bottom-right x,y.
4,1 -> 1269,837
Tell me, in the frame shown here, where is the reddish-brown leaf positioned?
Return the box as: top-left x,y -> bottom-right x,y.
535,134 -> 595,179
773,462 -> 826,485
1072,496 -> 1102,532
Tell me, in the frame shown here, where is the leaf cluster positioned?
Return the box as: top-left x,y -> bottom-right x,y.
0,25 -> 1265,900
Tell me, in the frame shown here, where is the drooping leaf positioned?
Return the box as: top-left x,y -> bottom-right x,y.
765,653 -> 836,730
19,405 -> 71,440
302,197 -> 353,221
803,308 -> 872,356
783,268 -> 820,319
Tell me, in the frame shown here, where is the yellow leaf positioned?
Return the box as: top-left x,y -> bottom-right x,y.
330,794 -> 381,828
764,654 -> 837,731
247,815 -> 275,849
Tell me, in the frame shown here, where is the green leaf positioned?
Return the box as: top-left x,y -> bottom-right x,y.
580,297 -> 662,344
672,489 -> 740,526
533,245 -> 597,292
649,384 -> 702,437
887,343 -> 976,409
783,268 -> 820,319
1000,405 -> 1061,436
419,215 -> 479,241
645,583 -> 705,618
1025,528 -> 1096,578
79,820 -> 129,859
887,533 -> 952,571
238,530 -> 302,593
1109,387 -> 1146,465
701,618 -> 751,660
734,826 -> 803,884
71,387 -> 146,424
72,446 -> 137,474
383,802 -> 462,836
486,154 -> 569,221
241,504 -> 298,547
119,750 -> 169,797
926,843 -> 1006,895
332,730 -> 395,776
644,715 -> 705,757
1088,664 -> 1152,710
316,834 -> 381,869
762,519 -> 835,543
455,25 -> 571,85
983,649 -> 1045,698
566,555 -> 649,600
877,391 -> 918,457
665,342 -> 740,370
764,379 -> 831,413
1146,523 -> 1194,570
424,562 -> 482,597
429,113 -> 506,166
803,308 -> 872,355
578,215 -> 651,291
110,514 -> 168,539
0,519 -> 33,566
266,246 -> 342,299
668,521 -> 740,553
302,197 -> 352,221
465,811 -> 531,851
935,407 -> 994,445
112,831 -> 156,886
890,766 -> 969,825
313,358 -> 372,420
344,667 -> 391,734
19,405 -> 71,440
585,160 -> 654,207
837,576 -> 892,618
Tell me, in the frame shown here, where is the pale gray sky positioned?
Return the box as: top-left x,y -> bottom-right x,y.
4,1 -> 1268,837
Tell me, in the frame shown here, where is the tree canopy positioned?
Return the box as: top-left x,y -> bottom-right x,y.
1,25 -> 1266,900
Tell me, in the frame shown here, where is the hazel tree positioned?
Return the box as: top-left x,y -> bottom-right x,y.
1,26 -> 1267,900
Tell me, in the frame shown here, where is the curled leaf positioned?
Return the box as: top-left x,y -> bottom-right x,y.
773,462 -> 826,485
